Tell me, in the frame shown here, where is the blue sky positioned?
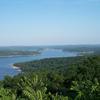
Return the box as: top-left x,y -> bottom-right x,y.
0,0 -> 100,46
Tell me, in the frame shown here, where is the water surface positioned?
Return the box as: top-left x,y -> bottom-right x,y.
0,48 -> 77,79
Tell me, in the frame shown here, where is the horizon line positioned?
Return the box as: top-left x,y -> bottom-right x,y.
0,44 -> 100,47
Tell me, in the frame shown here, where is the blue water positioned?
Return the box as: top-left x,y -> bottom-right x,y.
0,48 -> 77,79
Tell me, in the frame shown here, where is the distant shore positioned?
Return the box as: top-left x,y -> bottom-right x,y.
0,50 -> 40,58
0,54 -> 39,58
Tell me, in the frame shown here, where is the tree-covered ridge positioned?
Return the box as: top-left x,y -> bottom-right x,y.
14,56 -> 84,72
0,56 -> 100,100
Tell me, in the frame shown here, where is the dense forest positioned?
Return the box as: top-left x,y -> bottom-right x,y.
0,55 -> 100,100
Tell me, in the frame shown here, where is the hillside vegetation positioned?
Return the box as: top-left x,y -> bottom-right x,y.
0,56 -> 100,100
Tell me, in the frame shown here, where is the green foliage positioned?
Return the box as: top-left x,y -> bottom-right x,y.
71,79 -> 100,100
0,88 -> 16,100
0,56 -> 100,100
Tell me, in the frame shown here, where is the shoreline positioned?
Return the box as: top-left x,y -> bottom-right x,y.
11,64 -> 21,72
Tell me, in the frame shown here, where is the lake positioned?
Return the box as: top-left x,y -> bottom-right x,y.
0,47 -> 77,79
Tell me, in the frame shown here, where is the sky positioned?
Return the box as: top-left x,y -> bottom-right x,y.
0,0 -> 100,46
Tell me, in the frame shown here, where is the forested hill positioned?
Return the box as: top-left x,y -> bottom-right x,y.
0,56 -> 100,100
14,56 -> 85,72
